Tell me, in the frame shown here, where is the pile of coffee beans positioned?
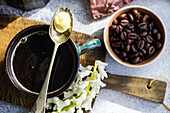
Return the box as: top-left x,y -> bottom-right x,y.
109,9 -> 163,64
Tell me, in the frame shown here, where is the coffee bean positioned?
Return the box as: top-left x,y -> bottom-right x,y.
109,30 -> 113,36
125,45 -> 130,52
141,37 -> 146,42
113,49 -> 120,54
156,33 -> 161,40
139,58 -> 143,63
112,43 -> 120,48
148,31 -> 152,36
145,43 -> 150,49
120,19 -> 129,26
131,56 -> 140,64
141,49 -> 147,54
148,22 -> 154,31
153,28 -> 158,34
128,33 -> 138,39
137,29 -> 143,33
113,19 -> 119,25
120,52 -> 127,58
115,26 -> 120,34
138,52 -> 143,57
119,26 -> 123,33
110,25 -> 117,30
142,14 -> 149,22
134,19 -> 140,24
137,40 -> 145,50
156,42 -> 162,49
113,37 -> 120,42
146,35 -> 153,43
140,31 -> 148,37
119,13 -> 127,18
131,45 -> 138,52
110,36 -> 114,42
132,9 -> 140,16
131,29 -> 135,32
124,28 -> 131,33
128,53 -> 139,58
124,58 -> 129,61
137,35 -> 141,40
137,14 -> 142,20
148,46 -> 155,54
120,32 -> 127,40
124,39 -> 131,45
115,25 -> 123,34
128,13 -> 134,22
115,41 -> 122,45
127,23 -> 134,29
121,43 -> 125,50
138,22 -> 147,30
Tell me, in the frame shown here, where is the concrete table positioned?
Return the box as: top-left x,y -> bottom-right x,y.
0,0 -> 169,112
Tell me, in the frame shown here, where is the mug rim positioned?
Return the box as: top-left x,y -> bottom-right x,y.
5,25 -> 80,98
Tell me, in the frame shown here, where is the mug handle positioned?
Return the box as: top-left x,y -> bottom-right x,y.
76,38 -> 101,55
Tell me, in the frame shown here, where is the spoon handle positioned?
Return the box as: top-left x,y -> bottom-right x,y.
31,44 -> 59,113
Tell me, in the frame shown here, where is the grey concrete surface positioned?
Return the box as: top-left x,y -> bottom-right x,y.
0,0 -> 170,113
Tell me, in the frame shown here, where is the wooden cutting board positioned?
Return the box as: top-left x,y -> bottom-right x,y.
0,14 -> 106,109
0,14 -> 167,110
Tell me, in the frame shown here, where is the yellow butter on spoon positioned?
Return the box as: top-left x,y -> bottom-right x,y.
54,11 -> 71,33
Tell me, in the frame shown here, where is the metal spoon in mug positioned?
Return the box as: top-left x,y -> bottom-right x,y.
31,8 -> 73,113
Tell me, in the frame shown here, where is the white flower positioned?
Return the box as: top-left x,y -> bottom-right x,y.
95,60 -> 108,67
76,108 -> 83,113
46,60 -> 108,113
57,99 -> 70,112
79,64 -> 92,71
77,70 -> 92,81
61,107 -> 75,113
96,60 -> 108,80
46,97 -> 59,109
73,91 -> 87,108
81,92 -> 93,111
64,91 -> 74,99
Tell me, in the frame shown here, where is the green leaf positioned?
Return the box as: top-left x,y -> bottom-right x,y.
61,101 -> 76,112
75,92 -> 82,99
84,61 -> 97,92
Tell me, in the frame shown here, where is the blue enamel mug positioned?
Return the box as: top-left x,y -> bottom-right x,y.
5,25 -> 101,98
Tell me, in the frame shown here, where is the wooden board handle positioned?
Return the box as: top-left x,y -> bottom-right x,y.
103,73 -> 167,103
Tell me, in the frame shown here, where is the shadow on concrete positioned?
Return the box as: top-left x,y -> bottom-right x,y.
0,14 -> 18,29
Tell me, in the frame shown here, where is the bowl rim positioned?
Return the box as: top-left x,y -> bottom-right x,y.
5,25 -> 80,98
104,5 -> 166,67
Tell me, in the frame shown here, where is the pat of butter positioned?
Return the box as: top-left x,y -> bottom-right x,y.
54,12 -> 71,33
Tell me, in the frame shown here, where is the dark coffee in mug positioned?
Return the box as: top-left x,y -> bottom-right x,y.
12,30 -> 76,94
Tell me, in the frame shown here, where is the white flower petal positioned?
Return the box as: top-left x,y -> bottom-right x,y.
47,97 -> 59,106
76,108 -> 83,113
98,65 -> 108,80
57,99 -> 70,112
61,107 -> 75,113
96,60 -> 108,67
81,93 -> 93,111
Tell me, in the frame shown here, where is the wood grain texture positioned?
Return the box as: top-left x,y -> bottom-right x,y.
103,73 -> 167,103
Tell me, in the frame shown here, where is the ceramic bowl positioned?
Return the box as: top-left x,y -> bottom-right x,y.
104,5 -> 166,67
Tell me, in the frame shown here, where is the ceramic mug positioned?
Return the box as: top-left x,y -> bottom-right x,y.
5,25 -> 101,97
